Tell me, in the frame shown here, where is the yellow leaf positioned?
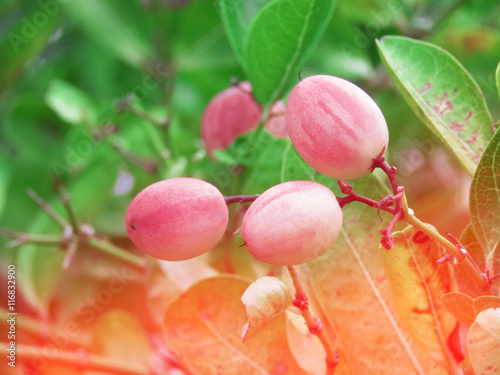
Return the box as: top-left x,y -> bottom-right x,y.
382,226 -> 456,361
90,310 -> 152,371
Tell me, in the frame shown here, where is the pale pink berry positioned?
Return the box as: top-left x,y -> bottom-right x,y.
201,81 -> 262,156
264,100 -> 288,138
285,75 -> 389,180
125,178 -> 228,261
241,181 -> 342,266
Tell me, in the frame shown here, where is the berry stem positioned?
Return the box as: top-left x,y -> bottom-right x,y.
287,266 -> 338,374
6,342 -> 149,375
336,154 -> 489,290
403,213 -> 486,288
224,194 -> 260,205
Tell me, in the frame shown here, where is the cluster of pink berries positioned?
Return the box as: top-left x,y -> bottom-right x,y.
126,75 -> 389,266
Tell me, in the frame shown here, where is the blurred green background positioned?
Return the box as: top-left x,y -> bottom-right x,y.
0,0 -> 499,253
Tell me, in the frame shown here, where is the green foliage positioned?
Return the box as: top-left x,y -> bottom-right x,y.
244,0 -> 337,104
469,129 -> 500,262
377,36 -> 494,176
0,1 -> 500,373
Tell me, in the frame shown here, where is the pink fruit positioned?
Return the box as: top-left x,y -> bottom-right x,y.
201,81 -> 262,156
241,181 -> 342,266
125,178 -> 228,261
264,100 -> 288,138
285,75 -> 389,180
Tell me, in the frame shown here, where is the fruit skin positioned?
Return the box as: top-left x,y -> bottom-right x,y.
241,181 -> 342,266
264,100 -> 288,138
285,75 -> 389,180
125,178 -> 228,261
201,81 -> 262,156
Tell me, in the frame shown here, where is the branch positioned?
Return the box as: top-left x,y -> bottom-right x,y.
26,189 -> 69,228
224,195 -> 260,205
0,228 -> 63,248
7,342 -> 149,375
88,237 -> 146,270
287,266 -> 339,374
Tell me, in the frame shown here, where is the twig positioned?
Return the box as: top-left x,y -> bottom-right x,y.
88,237 -> 146,270
54,178 -> 80,235
287,266 -> 339,374
112,143 -> 159,174
26,189 -> 69,228
7,342 -> 148,375
0,228 -> 63,248
224,195 -> 260,205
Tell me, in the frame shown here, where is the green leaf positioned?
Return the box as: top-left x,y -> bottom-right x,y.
65,0 -> 152,67
377,36 -> 494,176
242,136 -> 288,194
244,0 -> 336,105
496,60 -> 500,102
219,0 -> 273,68
45,79 -> 98,125
0,4 -> 60,93
280,142 -> 316,183
469,129 -> 500,265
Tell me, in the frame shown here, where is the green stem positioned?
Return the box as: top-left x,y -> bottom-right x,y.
8,342 -> 148,375
143,121 -> 171,171
88,237 -> 146,270
0,228 -> 62,247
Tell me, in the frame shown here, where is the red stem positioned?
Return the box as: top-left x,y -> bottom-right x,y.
224,195 -> 260,205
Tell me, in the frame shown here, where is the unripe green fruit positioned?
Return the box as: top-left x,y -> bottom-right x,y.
201,81 -> 262,157
241,181 -> 342,266
125,178 -> 228,261
285,75 -> 389,180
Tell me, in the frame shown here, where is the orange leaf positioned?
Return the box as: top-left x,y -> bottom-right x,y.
91,310 -> 152,372
441,292 -> 476,325
458,224 -> 500,297
286,311 -> 327,375
241,276 -> 292,341
441,291 -> 500,325
164,275 -> 308,375
467,308 -> 500,374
